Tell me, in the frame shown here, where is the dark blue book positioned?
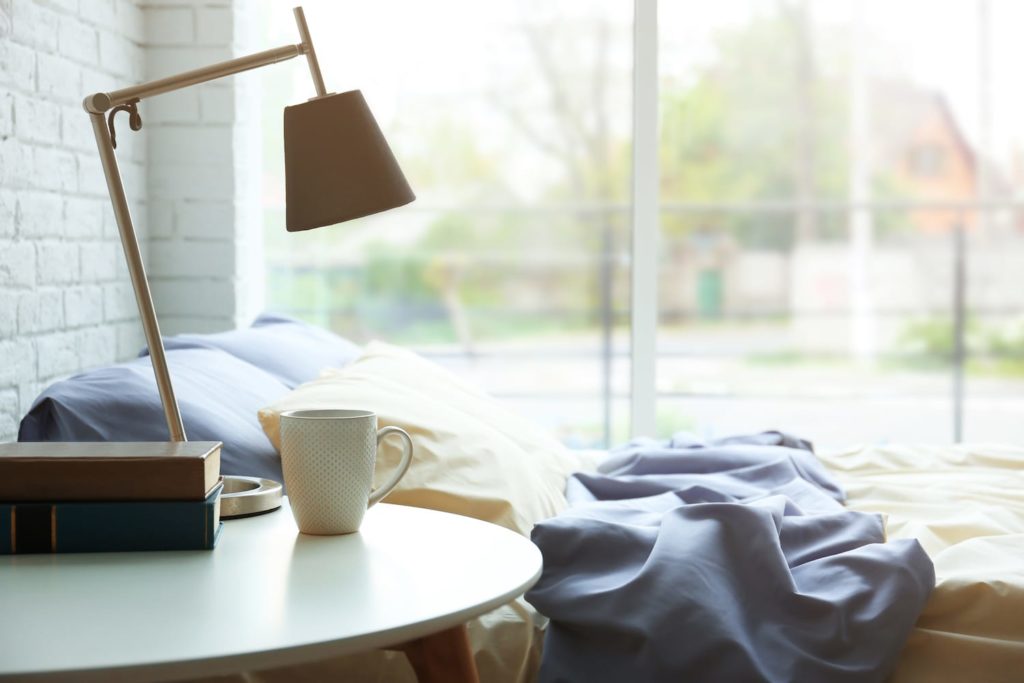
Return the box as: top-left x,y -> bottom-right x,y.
0,482 -> 224,554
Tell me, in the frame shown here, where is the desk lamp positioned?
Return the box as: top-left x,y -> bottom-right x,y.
84,6 -> 414,516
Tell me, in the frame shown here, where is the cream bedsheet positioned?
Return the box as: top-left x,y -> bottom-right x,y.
817,444 -> 1024,683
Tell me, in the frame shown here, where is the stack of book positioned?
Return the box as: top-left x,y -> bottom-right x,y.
0,441 -> 224,554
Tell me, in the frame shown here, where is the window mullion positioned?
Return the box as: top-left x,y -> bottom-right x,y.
631,0 -> 659,438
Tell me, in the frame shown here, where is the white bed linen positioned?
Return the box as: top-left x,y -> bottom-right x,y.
817,443 -> 1024,683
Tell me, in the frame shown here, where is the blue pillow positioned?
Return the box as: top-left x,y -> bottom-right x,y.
19,349 -> 289,481
142,312 -> 361,388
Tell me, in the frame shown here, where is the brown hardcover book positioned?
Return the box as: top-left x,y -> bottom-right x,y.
0,441 -> 222,501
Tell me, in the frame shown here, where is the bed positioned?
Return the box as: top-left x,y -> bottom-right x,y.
241,442 -> 1024,683
19,314 -> 1024,682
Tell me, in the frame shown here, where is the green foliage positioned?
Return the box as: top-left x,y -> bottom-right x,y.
399,117 -> 510,202
898,317 -> 961,360
363,243 -> 435,303
895,316 -> 1024,376
898,317 -> 993,360
987,327 -> 1022,356
658,10 -> 854,249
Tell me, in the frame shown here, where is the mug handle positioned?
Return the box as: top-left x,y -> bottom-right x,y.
367,426 -> 414,507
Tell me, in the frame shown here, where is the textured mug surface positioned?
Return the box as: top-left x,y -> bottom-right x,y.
280,409 -> 413,535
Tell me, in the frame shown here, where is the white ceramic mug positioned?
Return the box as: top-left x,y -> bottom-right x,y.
279,409 -> 413,535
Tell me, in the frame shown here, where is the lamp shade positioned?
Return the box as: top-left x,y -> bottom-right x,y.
284,90 -> 415,231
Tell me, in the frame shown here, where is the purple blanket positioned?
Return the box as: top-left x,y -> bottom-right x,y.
526,433 -> 934,683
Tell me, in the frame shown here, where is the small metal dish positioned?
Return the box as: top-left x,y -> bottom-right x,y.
221,475 -> 283,519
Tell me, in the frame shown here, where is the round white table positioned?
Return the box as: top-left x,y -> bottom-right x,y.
0,501 -> 543,682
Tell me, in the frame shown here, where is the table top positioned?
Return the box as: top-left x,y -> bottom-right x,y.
0,500 -> 543,682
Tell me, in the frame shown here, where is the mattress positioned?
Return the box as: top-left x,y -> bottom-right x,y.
817,443 -> 1024,683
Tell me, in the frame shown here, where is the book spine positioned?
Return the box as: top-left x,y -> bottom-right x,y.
0,484 -> 223,554
0,443 -> 221,502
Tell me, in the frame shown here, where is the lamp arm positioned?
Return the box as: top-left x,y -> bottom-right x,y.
84,6 -> 327,113
88,110 -> 187,441
84,43 -> 305,113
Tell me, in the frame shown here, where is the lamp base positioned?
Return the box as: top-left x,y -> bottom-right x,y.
221,475 -> 283,519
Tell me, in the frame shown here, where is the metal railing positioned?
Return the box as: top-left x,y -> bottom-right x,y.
268,200 -> 1024,444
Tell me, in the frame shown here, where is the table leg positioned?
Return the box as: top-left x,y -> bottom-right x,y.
398,624 -> 479,683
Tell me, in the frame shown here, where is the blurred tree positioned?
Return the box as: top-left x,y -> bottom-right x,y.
353,1 -> 922,335
660,1 -> 850,249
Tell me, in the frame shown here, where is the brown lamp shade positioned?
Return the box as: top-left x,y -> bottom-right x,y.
284,90 -> 415,231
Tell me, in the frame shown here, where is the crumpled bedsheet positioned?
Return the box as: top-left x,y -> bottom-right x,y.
526,432 -> 936,683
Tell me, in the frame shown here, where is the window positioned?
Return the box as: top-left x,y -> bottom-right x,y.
656,0 -> 1024,447
261,0 -> 1024,448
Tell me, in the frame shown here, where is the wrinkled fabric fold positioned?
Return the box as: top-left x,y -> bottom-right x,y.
527,432 -> 935,683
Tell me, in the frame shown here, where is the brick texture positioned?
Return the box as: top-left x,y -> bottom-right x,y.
144,0 -> 263,336
0,1 -> 148,440
0,0 -> 262,440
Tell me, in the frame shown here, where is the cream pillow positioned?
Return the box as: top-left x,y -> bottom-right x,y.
258,342 -> 580,535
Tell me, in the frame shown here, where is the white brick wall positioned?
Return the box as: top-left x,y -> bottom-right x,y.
0,0 -> 263,440
144,0 -> 263,336
0,0 -> 149,441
